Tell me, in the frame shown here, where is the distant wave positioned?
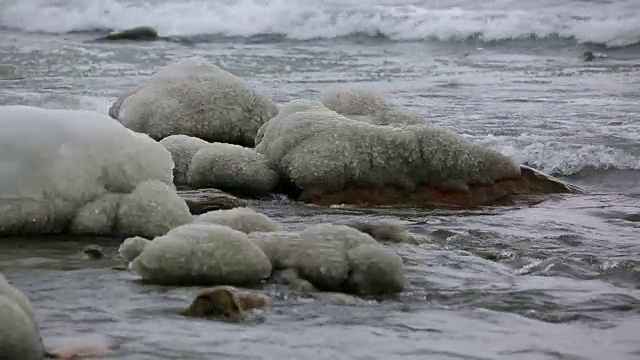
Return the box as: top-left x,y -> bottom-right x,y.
1,0 -> 640,48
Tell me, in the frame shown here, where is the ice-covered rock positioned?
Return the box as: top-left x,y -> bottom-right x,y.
0,272 -> 45,360
256,102 -> 577,208
195,207 -> 282,234
249,224 -> 406,294
130,222 -> 272,286
116,59 -> 279,147
118,236 -> 151,262
159,135 -> 209,186
0,105 -> 187,237
345,220 -> 429,245
116,180 -> 193,238
187,143 -> 279,197
321,87 -> 425,126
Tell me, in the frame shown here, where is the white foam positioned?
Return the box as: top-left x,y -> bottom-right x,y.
1,0 -> 639,46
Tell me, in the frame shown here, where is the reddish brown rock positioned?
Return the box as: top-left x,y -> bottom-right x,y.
178,188 -> 248,215
296,165 -> 583,208
180,286 -> 270,321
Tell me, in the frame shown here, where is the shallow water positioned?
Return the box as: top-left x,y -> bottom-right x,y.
1,0 -> 640,359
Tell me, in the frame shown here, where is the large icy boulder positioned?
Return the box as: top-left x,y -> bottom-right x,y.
0,272 -> 45,360
255,102 -> 579,208
159,135 -> 209,186
115,59 -> 279,147
249,224 -> 406,294
130,222 -> 273,286
187,143 -> 279,196
0,105 -> 190,237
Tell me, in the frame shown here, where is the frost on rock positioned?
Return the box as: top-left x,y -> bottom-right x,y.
345,219 -> 429,245
321,87 -> 425,126
255,103 -> 521,201
70,193 -> 123,235
118,236 -> 151,262
195,207 -> 282,234
187,142 -> 279,197
130,222 -> 273,286
117,58 -> 279,147
117,180 -> 193,238
0,272 -> 45,360
248,224 -> 406,294
0,105 -> 177,237
159,135 -> 210,186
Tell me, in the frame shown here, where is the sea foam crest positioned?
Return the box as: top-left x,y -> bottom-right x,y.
1,0 -> 639,47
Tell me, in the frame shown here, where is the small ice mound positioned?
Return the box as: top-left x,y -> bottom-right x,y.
346,244 -> 406,295
249,224 -> 406,295
118,236 -> 151,262
117,58 -> 279,147
116,180 -> 193,238
321,88 -> 424,126
0,105 -> 175,236
345,220 -> 429,245
130,222 -> 272,286
255,99 -> 322,145
159,135 -> 210,186
322,87 -> 394,116
195,207 -> 282,234
109,86 -> 141,120
70,193 -> 123,235
187,143 -> 279,197
0,273 -> 45,360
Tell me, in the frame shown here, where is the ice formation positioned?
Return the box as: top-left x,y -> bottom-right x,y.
130,222 -> 273,286
118,236 -> 151,262
116,59 -> 279,146
321,87 -> 425,126
159,135 -> 210,186
0,272 -> 45,360
187,143 -> 279,196
249,224 -> 406,294
255,103 -> 521,199
345,220 -> 429,245
194,207 -> 283,234
0,105 -> 191,237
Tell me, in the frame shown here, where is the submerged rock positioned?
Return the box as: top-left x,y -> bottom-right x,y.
181,286 -> 270,321
115,59 -> 278,146
178,188 -> 248,215
82,245 -> 105,260
97,26 -> 159,41
255,101 -> 581,208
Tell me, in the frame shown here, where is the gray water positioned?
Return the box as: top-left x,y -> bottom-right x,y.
1,0 -> 639,358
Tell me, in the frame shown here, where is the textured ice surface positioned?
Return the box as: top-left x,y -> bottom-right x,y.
321,87 -> 425,126
248,224 -> 406,294
0,105 -> 178,236
70,193 -> 123,235
256,104 -> 521,193
187,142 -> 279,196
159,135 -> 210,186
0,272 -> 45,360
118,236 -> 151,262
131,222 -> 272,286
118,59 -> 279,146
116,180 -> 193,238
195,207 -> 282,234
